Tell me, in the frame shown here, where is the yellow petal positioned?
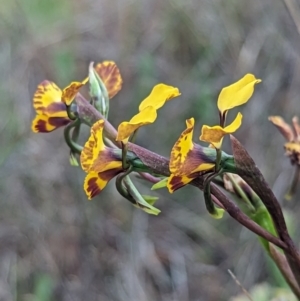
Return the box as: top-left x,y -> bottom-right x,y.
116,106 -> 157,142
33,81 -> 62,115
61,77 -> 89,105
83,170 -> 120,200
167,174 -> 194,193
200,113 -> 243,148
169,118 -> 195,174
169,118 -> 215,176
84,172 -> 103,199
31,114 -> 70,133
94,61 -> 123,99
92,155 -> 123,173
217,74 -> 261,114
223,112 -> 243,132
81,120 -> 106,172
83,169 -> 121,200
285,142 -> 300,154
81,120 -> 123,173
138,83 -> 180,111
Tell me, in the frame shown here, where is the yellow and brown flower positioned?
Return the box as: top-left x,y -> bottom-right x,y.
167,118 -> 216,193
116,84 -> 180,142
31,79 -> 87,133
269,115 -> 300,165
32,61 -> 122,134
32,81 -> 70,133
80,119 -> 123,199
167,74 -> 261,193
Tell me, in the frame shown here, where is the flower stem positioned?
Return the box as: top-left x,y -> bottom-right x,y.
203,169 -> 224,217
215,148 -> 222,171
64,119 -> 83,154
115,165 -> 134,201
121,142 -> 129,169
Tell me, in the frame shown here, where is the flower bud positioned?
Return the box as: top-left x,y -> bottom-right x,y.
88,62 -> 109,118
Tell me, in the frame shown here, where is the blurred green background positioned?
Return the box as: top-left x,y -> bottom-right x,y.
1,0 -> 300,300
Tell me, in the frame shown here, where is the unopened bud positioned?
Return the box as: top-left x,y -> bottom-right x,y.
88,62 -> 109,118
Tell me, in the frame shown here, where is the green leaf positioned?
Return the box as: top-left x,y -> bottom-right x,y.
142,195 -> 159,205
151,177 -> 168,190
209,207 -> 225,219
69,152 -> 79,166
124,176 -> 161,215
